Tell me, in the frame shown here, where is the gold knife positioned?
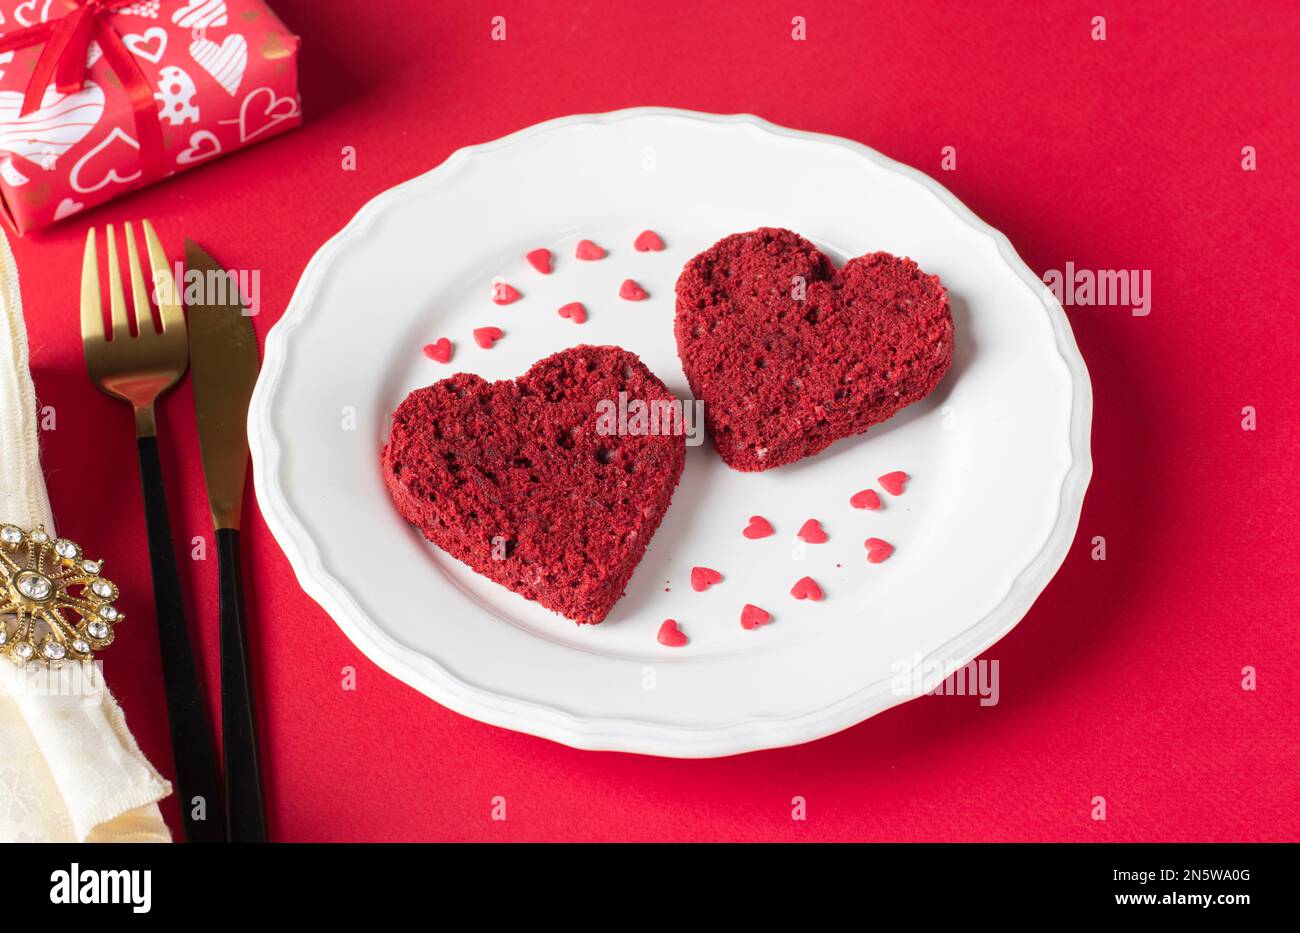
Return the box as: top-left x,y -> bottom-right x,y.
186,239 -> 267,843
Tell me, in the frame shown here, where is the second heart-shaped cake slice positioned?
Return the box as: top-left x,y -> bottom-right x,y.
675,228 -> 954,471
382,345 -> 686,624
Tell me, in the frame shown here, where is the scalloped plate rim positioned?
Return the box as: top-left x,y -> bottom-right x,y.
247,107 -> 1093,757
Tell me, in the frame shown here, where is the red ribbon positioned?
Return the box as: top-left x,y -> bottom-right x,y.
0,0 -> 163,182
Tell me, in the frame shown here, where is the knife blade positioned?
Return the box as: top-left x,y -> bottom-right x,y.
185,238 -> 268,842
185,238 -> 259,530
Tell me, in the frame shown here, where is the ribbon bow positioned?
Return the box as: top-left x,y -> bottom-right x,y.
0,0 -> 163,181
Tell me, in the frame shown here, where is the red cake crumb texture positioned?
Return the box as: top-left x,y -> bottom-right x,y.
473,327 -> 503,349
740,604 -> 771,630
423,338 -> 452,363
526,248 -> 552,274
635,230 -> 665,252
382,345 -> 686,624
690,566 -> 723,591
576,239 -> 606,260
879,470 -> 909,495
865,538 -> 894,563
742,515 -> 774,539
797,519 -> 827,543
558,301 -> 587,324
675,228 -> 954,471
790,576 -> 823,601
492,282 -> 521,305
657,619 -> 688,647
619,279 -> 648,301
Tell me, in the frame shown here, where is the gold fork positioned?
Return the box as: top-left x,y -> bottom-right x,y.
81,221 -> 186,435
81,220 -> 224,843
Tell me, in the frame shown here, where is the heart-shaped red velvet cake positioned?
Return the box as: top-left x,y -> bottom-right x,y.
382,345 -> 686,624
675,228 -> 954,471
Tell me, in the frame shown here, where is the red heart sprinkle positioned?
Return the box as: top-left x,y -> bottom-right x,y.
690,566 -> 723,591
576,239 -> 606,260
740,604 -> 772,630
797,519 -> 827,543
790,576 -> 823,601
742,516 -> 774,539
422,338 -> 452,363
865,538 -> 894,563
657,618 -> 688,647
473,327 -> 503,349
557,301 -> 588,324
492,282 -> 521,305
634,230 -> 665,252
619,279 -> 648,301
850,489 -> 882,510
525,248 -> 552,274
878,471 -> 909,496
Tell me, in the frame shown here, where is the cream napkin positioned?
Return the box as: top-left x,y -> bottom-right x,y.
0,229 -> 172,843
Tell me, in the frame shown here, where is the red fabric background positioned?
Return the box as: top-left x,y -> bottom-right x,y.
10,0 -> 1298,841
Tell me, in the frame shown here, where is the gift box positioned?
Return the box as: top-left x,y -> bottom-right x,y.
0,0 -> 301,234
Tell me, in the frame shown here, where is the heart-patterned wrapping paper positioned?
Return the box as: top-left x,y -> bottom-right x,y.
0,0 -> 302,234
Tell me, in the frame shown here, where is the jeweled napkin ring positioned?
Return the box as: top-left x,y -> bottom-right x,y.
0,524 -> 123,664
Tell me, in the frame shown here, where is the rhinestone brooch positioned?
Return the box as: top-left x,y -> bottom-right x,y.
0,524 -> 123,664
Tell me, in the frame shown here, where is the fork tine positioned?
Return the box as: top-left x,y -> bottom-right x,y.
123,221 -> 155,336
104,224 -> 130,339
142,219 -> 183,334
80,228 -> 104,344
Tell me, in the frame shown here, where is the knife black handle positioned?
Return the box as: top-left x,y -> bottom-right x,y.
217,527 -> 268,842
136,435 -> 225,843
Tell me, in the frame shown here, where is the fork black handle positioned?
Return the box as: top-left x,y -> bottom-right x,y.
216,527 -> 268,842
136,435 -> 225,843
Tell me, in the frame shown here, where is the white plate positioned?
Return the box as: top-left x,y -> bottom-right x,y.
249,108 -> 1091,757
